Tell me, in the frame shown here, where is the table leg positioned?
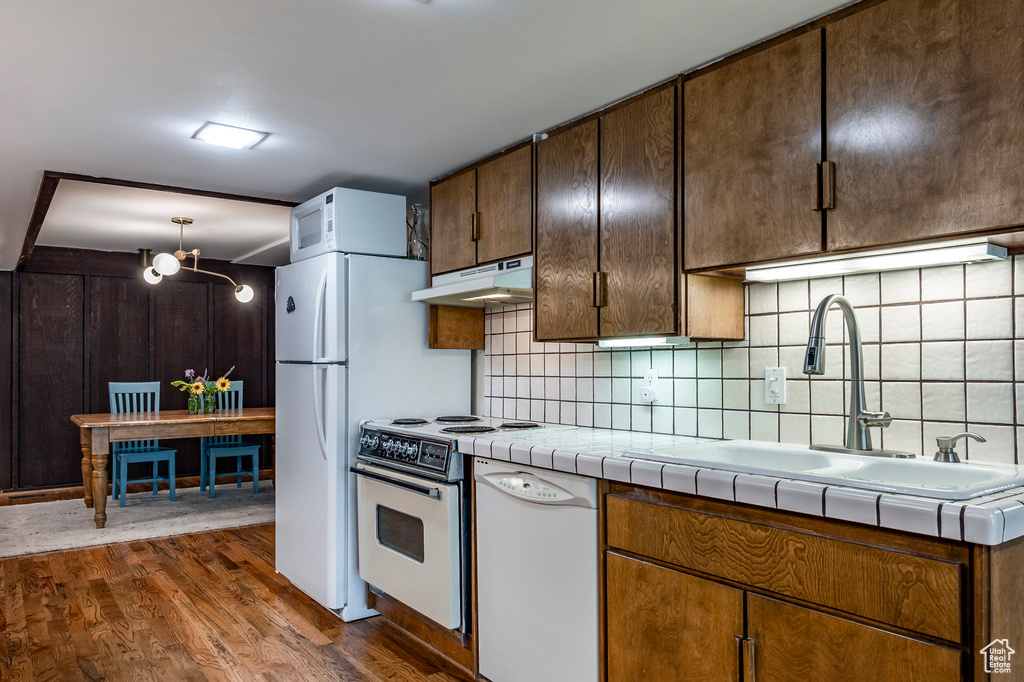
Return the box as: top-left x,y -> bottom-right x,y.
90,428 -> 110,529
80,428 -> 94,508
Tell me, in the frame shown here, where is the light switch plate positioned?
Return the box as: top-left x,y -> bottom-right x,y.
765,367 -> 787,404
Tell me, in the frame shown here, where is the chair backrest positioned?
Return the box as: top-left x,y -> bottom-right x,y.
209,380 -> 244,446
216,380 -> 243,410
108,381 -> 161,452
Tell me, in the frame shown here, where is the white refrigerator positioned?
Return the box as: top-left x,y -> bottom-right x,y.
275,252 -> 470,621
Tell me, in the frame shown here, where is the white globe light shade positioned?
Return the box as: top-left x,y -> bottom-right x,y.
143,267 -> 163,284
234,284 -> 254,303
152,252 -> 180,276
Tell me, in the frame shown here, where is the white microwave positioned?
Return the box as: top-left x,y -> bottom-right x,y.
289,187 -> 407,263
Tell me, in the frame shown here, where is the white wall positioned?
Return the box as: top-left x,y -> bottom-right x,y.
481,257 -> 1024,464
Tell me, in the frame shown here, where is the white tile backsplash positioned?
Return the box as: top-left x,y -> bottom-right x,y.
921,301 -> 965,340
966,341 -> 1014,381
483,258 -> 1023,463
880,305 -> 921,342
921,265 -> 964,301
880,270 -> 921,304
843,273 -> 880,307
778,280 -> 809,312
967,298 -> 1013,340
921,341 -> 965,380
965,258 -> 1012,298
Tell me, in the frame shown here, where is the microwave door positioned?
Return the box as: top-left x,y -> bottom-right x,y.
296,207 -> 322,250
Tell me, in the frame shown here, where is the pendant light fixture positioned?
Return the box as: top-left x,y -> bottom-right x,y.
142,217 -> 255,303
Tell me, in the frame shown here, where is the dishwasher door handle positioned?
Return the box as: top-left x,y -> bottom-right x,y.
351,466 -> 440,499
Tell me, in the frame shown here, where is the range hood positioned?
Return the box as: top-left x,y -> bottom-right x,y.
412,256 -> 533,308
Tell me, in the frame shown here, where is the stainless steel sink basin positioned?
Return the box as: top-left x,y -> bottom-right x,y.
624,440 -> 1024,500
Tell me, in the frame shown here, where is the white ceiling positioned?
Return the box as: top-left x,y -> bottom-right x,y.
1,0 -> 853,271
37,180 -> 293,265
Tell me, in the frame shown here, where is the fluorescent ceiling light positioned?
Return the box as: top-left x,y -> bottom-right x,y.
745,240 -> 1008,282
598,337 -> 691,349
192,122 -> 270,149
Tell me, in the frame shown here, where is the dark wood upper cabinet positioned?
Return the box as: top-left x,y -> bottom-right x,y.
535,121 -> 600,341
430,145 -> 532,276
429,169 -> 477,276
535,85 -> 743,342
826,0 -> 1024,250
476,145 -> 533,265
747,594 -> 961,681
606,552 -> 743,682
684,29 -> 824,270
600,87 -> 678,338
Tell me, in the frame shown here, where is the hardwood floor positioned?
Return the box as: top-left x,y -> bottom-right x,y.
0,524 -> 473,682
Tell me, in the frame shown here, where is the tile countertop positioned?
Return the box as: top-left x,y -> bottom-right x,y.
459,427 -> 1024,546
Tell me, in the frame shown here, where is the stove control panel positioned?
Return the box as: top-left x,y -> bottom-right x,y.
358,428 -> 451,473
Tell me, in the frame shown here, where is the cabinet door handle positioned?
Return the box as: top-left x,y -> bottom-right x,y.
814,161 -> 836,211
471,212 -> 481,241
743,637 -> 756,682
734,636 -> 744,681
593,272 -> 607,307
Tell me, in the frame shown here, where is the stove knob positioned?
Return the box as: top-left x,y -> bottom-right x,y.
406,445 -> 417,459
371,437 -> 380,450
383,440 -> 394,454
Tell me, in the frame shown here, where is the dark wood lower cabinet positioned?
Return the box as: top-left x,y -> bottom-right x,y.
747,594 -> 961,681
602,484 -> 1009,680
606,552 -> 742,682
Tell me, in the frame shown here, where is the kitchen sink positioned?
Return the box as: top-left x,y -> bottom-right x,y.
624,440 -> 1024,500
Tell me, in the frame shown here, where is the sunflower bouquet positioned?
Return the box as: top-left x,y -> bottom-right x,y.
171,367 -> 234,414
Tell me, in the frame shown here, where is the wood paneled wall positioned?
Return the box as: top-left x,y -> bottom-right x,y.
4,247 -> 276,491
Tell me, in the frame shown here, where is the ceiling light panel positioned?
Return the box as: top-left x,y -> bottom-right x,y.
192,122 -> 270,150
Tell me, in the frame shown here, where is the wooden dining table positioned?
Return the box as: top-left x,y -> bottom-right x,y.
70,408 -> 276,529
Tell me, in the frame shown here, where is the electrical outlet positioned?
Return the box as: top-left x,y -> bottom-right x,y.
643,369 -> 658,385
765,367 -> 787,404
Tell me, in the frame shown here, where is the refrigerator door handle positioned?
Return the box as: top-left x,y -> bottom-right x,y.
312,365 -> 329,460
312,268 -> 329,362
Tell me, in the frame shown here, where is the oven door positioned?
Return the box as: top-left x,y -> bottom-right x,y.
353,462 -> 462,629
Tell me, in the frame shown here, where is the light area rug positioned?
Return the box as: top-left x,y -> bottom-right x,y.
0,482 -> 275,559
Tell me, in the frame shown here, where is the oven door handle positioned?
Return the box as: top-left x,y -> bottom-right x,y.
351,466 -> 441,499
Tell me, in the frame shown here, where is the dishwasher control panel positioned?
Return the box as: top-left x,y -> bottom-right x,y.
495,475 -> 564,500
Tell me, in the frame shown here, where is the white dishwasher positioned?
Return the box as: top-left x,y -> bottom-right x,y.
474,458 -> 599,682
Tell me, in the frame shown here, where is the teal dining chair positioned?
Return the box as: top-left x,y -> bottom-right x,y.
108,382 -> 177,507
200,380 -> 260,498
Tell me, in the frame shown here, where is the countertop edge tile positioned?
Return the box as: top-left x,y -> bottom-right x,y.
464,430 -> 1024,544
776,479 -> 826,518
825,487 -> 880,526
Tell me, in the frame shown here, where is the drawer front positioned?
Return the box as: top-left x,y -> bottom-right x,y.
606,496 -> 962,642
747,594 -> 963,681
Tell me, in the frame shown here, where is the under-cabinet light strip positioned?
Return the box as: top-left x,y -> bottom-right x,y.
745,240 -> 1008,282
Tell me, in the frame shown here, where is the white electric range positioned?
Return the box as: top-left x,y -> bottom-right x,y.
353,416 -> 572,633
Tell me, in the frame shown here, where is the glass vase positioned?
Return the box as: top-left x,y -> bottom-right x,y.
187,393 -> 202,415
204,393 -> 217,413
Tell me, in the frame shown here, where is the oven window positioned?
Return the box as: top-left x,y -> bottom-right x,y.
376,505 -> 425,563
297,209 -> 321,249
